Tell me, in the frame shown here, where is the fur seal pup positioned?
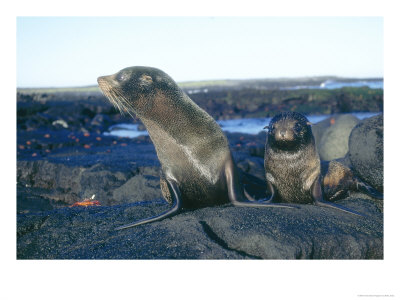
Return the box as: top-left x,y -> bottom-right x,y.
263,111 -> 379,215
98,66 -> 292,229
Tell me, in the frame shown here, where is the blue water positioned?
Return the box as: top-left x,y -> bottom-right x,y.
104,112 -> 380,138
103,79 -> 382,138
284,79 -> 383,90
103,124 -> 146,138
216,112 -> 379,135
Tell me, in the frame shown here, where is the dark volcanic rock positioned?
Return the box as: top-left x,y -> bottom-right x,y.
17,143 -> 161,210
235,155 -> 265,182
112,175 -> 162,204
348,114 -> 383,193
90,113 -> 113,129
17,196 -> 382,259
246,132 -> 267,158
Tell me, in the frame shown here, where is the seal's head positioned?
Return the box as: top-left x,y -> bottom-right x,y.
97,66 -> 179,117
265,111 -> 313,151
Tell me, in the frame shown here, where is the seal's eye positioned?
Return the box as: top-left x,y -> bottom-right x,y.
294,123 -> 303,133
116,72 -> 127,82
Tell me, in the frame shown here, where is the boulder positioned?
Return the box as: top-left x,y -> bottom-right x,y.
348,114 -> 383,193
317,114 -> 359,160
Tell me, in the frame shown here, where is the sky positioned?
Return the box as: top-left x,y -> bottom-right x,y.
16,16 -> 383,88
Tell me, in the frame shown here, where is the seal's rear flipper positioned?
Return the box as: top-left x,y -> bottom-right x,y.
232,200 -> 296,208
356,180 -> 383,200
312,177 -> 364,217
314,199 -> 364,216
115,179 -> 182,230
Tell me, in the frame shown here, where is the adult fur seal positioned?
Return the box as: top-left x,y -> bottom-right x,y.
98,66 -> 292,229
263,112 -> 381,215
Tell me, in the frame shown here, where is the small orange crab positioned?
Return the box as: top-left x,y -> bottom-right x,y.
70,195 -> 100,207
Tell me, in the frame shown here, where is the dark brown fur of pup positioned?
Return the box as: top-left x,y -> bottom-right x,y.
264,112 -> 380,215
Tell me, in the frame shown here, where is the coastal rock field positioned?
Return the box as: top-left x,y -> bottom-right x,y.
16,85 -> 383,259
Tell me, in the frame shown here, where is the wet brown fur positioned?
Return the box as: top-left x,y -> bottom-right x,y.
264,112 -> 382,210
264,112 -> 319,204
98,66 -> 293,229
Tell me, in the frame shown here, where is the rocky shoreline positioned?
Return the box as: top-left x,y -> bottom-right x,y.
17,90 -> 383,259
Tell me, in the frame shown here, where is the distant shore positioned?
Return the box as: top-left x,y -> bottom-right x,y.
17,76 -> 383,127
17,75 -> 383,93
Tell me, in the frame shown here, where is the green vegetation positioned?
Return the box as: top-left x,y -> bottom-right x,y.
189,86 -> 383,119
178,80 -> 231,88
18,76 -> 383,94
17,86 -> 101,94
17,77 -> 383,119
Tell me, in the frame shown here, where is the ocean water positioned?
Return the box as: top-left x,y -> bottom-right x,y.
104,112 -> 381,138
103,79 -> 382,138
284,79 -> 383,90
218,112 -> 379,134
103,124 -> 146,139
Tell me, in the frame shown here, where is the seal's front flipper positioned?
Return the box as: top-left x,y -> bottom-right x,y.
115,178 -> 182,230
312,177 -> 363,217
241,170 -> 268,200
245,180 -> 276,203
260,180 -> 276,204
225,159 -> 293,208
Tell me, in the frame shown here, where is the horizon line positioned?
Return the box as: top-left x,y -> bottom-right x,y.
16,75 -> 384,90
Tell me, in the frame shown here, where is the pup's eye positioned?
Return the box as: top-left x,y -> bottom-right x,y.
294,123 -> 302,132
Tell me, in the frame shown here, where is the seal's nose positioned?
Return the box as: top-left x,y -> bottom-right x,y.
279,130 -> 286,138
97,76 -> 112,94
97,76 -> 105,84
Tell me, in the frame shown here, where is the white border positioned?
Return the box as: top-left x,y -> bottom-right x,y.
3,1 -> 399,300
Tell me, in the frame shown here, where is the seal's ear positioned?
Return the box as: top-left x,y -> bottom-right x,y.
306,121 -> 314,126
139,74 -> 153,87
263,125 -> 269,130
